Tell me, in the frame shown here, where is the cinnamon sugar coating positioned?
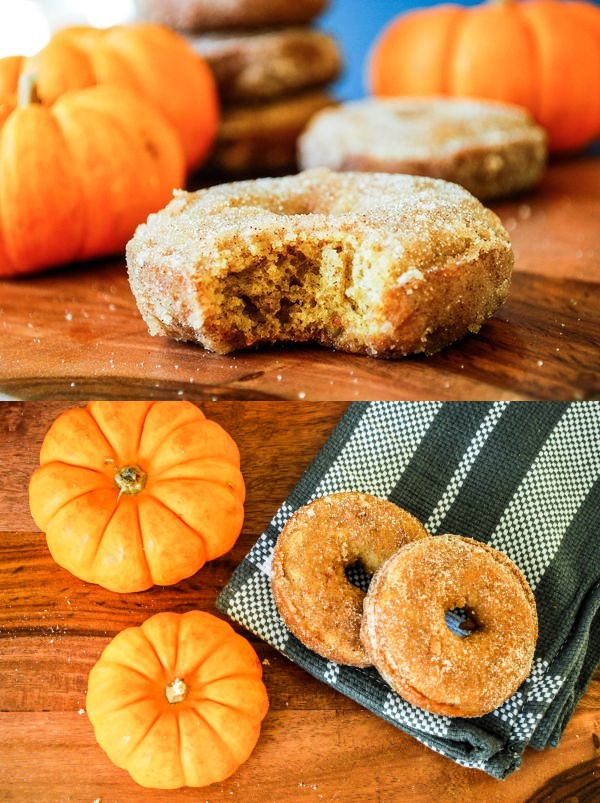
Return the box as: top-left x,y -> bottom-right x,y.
299,98 -> 547,200
188,27 -> 342,103
271,493 -> 429,667
136,0 -> 329,31
361,535 -> 538,718
126,168 -> 514,357
211,92 -> 334,173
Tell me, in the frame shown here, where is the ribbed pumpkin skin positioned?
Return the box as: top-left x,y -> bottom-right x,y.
29,402 -> 245,592
0,84 -> 184,277
369,0 -> 600,153
0,23 -> 219,170
86,611 -> 269,789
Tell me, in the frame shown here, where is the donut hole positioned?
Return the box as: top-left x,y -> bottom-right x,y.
445,607 -> 480,638
344,560 -> 372,592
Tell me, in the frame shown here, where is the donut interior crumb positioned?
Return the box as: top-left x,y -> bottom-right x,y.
212,237 -> 393,350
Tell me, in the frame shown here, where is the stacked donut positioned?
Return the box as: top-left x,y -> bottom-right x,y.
137,0 -> 340,173
271,493 -> 538,718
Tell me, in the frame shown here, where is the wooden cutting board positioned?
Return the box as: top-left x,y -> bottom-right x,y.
0,159 -> 598,401
1,402 -> 598,803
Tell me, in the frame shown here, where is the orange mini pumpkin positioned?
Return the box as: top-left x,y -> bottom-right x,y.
86,611 -> 269,789
0,23 -> 219,170
29,402 -> 245,592
0,77 -> 184,277
369,0 -> 600,153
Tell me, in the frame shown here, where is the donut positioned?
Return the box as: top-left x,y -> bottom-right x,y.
136,0 -> 329,31
127,168 -> 513,357
188,27 -> 342,103
360,535 -> 538,718
210,91 -> 334,174
298,97 -> 547,200
270,493 -> 429,666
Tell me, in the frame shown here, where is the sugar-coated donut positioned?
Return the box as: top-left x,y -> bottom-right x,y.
136,0 -> 329,31
361,535 -> 538,718
210,92 -> 334,173
271,493 -> 429,667
127,168 -> 513,358
299,97 -> 547,200
188,27 -> 342,103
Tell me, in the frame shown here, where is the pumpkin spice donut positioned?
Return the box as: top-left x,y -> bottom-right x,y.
188,27 -> 342,103
299,97 -> 547,200
361,535 -> 538,718
136,0 -> 329,31
127,168 -> 514,357
211,91 -> 334,173
271,493 -> 429,666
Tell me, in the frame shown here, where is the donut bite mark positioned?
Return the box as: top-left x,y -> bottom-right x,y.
361,535 -> 538,718
271,493 -> 429,667
127,168 -> 514,357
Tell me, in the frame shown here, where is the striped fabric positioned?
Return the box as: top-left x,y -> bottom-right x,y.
217,402 -> 600,779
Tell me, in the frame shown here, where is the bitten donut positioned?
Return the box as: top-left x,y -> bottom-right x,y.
136,0 -> 329,31
271,493 -> 429,666
299,97 -> 547,200
361,535 -> 538,718
127,168 -> 514,357
188,27 -> 342,103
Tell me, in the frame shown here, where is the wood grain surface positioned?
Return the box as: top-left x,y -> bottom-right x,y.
0,159 -> 599,401
0,402 -> 598,803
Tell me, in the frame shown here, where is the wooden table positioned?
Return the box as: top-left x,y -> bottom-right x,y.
1,159 -> 599,401
1,402 -> 598,802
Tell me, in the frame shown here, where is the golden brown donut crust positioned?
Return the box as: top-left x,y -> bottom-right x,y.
137,0 -> 329,31
211,91 -> 334,173
126,168 -> 514,357
271,493 -> 429,667
299,98 -> 547,200
361,535 -> 538,718
188,27 -> 342,103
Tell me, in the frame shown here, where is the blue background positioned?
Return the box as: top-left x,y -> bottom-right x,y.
318,0 -> 600,102
318,0 -> 486,100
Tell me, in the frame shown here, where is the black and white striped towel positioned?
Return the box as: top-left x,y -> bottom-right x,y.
217,402 -> 600,779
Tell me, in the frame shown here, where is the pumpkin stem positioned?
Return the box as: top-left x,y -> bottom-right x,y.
165,677 -> 188,704
18,73 -> 40,107
114,464 -> 147,496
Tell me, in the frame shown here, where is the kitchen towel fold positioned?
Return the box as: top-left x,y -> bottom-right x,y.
216,401 -> 600,779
